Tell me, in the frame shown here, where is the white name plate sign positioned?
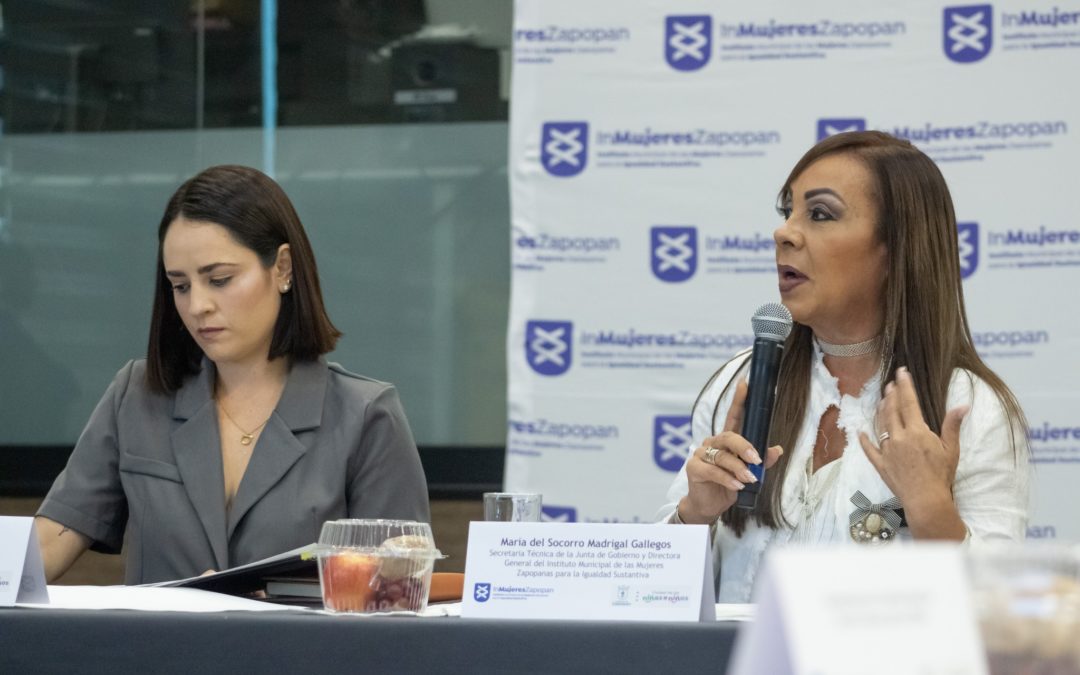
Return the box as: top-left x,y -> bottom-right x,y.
461,522 -> 715,621
730,545 -> 987,675
0,516 -> 49,606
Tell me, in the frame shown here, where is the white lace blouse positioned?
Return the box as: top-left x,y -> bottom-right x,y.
656,344 -> 1030,603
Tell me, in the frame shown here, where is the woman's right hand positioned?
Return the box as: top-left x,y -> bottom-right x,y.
677,379 -> 784,524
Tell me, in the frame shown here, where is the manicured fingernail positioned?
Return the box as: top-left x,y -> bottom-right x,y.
885,382 -> 895,394
729,479 -> 745,490
748,448 -> 762,464
741,470 -> 757,483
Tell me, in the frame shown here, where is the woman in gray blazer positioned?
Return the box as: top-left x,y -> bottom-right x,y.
35,165 -> 431,584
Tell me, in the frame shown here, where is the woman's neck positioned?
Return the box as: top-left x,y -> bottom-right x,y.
812,319 -> 883,396
821,350 -> 881,397
214,356 -> 290,401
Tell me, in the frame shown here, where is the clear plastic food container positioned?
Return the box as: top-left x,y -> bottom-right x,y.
968,543 -> 1080,674
315,519 -> 444,614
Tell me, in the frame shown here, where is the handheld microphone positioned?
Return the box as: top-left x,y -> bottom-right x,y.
734,302 -> 793,511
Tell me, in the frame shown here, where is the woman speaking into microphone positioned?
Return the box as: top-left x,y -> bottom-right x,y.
35,165 -> 430,584
659,131 -> 1030,603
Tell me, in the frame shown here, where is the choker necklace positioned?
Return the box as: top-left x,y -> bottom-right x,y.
816,334 -> 882,358
217,402 -> 270,446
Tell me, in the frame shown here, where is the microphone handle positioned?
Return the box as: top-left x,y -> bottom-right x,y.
734,337 -> 785,511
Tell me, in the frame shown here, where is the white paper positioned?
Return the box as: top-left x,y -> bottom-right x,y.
16,585 -> 304,612
714,603 -> 755,622
729,545 -> 988,675
732,573 -> 795,674
461,522 -> 715,621
422,601 -> 462,617
0,516 -> 49,606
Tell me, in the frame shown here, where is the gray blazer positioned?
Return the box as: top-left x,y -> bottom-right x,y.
39,358 -> 430,584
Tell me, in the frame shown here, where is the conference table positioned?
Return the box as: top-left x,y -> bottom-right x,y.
0,607 -> 740,674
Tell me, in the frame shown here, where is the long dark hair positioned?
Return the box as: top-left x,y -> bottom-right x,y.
715,131 -> 1026,535
146,165 -> 341,393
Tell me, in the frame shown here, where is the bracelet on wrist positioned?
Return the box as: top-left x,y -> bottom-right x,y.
672,505 -> 720,538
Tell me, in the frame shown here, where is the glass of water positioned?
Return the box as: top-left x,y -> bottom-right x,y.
483,493 -> 543,522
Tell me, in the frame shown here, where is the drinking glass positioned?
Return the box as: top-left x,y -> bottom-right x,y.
483,492 -> 542,522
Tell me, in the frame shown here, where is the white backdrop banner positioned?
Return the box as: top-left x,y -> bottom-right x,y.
506,0 -> 1080,540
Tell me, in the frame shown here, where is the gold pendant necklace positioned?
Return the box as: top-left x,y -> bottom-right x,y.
818,427 -> 831,458
217,402 -> 269,446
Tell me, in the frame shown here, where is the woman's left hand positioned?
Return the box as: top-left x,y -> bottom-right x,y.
858,366 -> 968,509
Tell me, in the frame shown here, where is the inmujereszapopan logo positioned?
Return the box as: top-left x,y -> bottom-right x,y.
525,320 -> 573,376
957,222 -> 979,279
944,5 -> 993,63
817,118 -> 867,141
473,583 -> 491,602
651,226 -> 698,282
541,122 -> 589,177
653,415 -> 693,472
665,15 -> 712,71
541,505 -> 579,522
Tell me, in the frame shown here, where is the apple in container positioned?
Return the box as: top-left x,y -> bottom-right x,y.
321,553 -> 379,612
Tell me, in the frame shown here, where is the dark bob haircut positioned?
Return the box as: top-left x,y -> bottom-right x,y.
146,165 -> 341,393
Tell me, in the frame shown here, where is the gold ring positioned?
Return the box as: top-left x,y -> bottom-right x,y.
703,447 -> 721,465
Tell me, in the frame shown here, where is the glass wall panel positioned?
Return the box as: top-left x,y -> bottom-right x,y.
0,122 -> 508,445
0,1 -> 512,447
277,0 -> 509,125
1,0 -> 266,132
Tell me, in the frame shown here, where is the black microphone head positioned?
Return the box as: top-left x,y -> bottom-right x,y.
751,302 -> 793,342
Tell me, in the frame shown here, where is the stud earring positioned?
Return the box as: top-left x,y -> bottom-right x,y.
281,281 -> 291,293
